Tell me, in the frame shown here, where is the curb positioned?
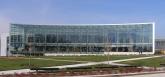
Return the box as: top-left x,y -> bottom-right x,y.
62,71 -> 165,77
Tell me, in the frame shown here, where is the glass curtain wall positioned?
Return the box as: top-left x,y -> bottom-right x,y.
10,23 -> 153,54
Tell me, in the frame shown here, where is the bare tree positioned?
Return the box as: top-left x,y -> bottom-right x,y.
104,36 -> 112,64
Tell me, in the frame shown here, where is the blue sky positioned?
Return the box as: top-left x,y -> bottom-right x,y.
0,0 -> 164,38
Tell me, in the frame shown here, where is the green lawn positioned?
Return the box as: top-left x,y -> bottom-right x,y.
0,57 -> 78,71
0,55 -> 151,71
119,57 -> 165,67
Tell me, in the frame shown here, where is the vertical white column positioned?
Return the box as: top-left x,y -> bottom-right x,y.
0,33 -> 9,56
153,22 -> 155,54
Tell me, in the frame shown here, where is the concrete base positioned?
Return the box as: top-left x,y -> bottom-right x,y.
45,52 -> 154,56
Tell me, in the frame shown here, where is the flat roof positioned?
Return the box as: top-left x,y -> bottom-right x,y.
10,22 -> 154,27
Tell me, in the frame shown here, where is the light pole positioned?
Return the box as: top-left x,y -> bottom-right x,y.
28,43 -> 32,69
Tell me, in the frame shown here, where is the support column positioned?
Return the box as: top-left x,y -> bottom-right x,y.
0,33 -> 9,56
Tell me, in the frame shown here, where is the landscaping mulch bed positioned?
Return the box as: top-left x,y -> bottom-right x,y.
0,67 -> 161,77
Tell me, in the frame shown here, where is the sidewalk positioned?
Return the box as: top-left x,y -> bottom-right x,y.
48,55 -> 163,68
0,69 -> 34,75
62,71 -> 165,77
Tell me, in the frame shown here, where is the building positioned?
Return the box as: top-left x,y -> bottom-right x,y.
155,39 -> 165,54
9,23 -> 155,56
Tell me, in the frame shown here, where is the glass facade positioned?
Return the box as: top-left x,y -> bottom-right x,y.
155,39 -> 165,51
9,23 -> 154,55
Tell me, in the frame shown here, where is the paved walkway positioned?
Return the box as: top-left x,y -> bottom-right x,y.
0,69 -> 34,75
103,55 -> 163,64
48,55 -> 163,69
30,58 -> 90,63
63,71 -> 165,77
124,72 -> 165,77
0,55 -> 164,75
